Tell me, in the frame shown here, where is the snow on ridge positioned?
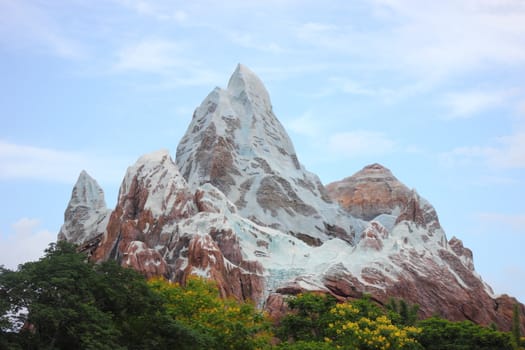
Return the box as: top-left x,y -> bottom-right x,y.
70,170 -> 108,210
227,63 -> 271,108
58,170 -> 111,244
118,149 -> 194,218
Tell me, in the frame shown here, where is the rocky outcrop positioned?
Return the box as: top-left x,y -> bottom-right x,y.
326,163 -> 412,221
57,64 -> 524,333
90,150 -> 265,301
58,170 -> 110,244
91,150 -> 195,277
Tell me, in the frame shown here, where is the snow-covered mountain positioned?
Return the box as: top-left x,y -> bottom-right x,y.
58,64 -> 524,332
58,170 -> 110,244
176,64 -> 361,246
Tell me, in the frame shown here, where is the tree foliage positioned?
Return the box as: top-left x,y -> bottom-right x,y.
416,317 -> 513,350
148,276 -> 271,350
277,292 -> 337,342
387,298 -> 420,326
277,293 -> 422,349
513,304 -> 523,349
0,241 -> 198,349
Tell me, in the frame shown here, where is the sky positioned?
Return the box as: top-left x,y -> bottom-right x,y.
0,0 -> 524,302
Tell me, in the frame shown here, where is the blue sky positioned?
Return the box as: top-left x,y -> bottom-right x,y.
1,0 -> 524,302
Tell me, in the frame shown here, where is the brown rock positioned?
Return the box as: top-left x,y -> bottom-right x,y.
327,163 -> 412,221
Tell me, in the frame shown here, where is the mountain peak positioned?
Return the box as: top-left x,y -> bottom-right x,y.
176,64 -> 356,245
227,63 -> 271,107
352,163 -> 396,182
70,170 -> 107,210
57,170 -> 110,244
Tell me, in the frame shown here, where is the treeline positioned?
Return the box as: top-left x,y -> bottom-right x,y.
0,241 -> 523,350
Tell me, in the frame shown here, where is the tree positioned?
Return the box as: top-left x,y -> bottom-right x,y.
0,241 -> 122,349
513,304 -> 522,349
277,293 -> 422,349
277,293 -> 337,342
0,241 -> 198,349
326,302 -> 422,349
416,317 -> 513,350
387,298 -> 420,326
148,276 -> 271,350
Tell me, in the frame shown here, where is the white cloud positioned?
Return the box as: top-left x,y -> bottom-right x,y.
372,0 -> 525,74
114,38 -> 185,73
328,130 -> 396,157
115,0 -> 188,22
0,1 -> 85,59
112,38 -> 222,86
442,131 -> 525,169
442,90 -> 515,119
285,112 -> 323,138
291,1 -> 525,93
0,140 -> 131,184
228,32 -> 285,54
0,218 -> 55,270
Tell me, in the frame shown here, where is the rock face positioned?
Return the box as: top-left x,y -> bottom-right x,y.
90,150 -> 265,301
326,163 -> 412,221
58,64 -> 524,333
58,170 -> 111,244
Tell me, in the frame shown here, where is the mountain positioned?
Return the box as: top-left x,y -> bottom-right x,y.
176,64 -> 360,246
58,170 -> 111,245
58,64 -> 524,332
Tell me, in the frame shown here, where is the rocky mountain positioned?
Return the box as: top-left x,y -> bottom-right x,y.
176,64 -> 361,246
58,64 -> 524,332
58,170 -> 111,245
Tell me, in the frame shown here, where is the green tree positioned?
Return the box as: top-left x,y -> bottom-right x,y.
512,304 -> 522,349
0,241 -> 121,349
277,293 -> 422,349
387,298 -> 420,326
276,340 -> 334,349
277,293 -> 337,342
416,317 -> 513,350
0,241 -> 198,349
148,276 -> 270,350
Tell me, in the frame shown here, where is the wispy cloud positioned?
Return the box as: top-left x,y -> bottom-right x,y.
328,130 -> 396,158
0,1 -> 85,59
228,32 -> 285,54
442,131 -> 525,169
285,112 -> 323,138
291,1 -> 525,96
0,218 -> 55,270
112,38 -> 222,86
0,140 -> 130,184
114,38 -> 186,73
114,0 -> 189,22
442,89 -> 516,119
372,0 -> 525,74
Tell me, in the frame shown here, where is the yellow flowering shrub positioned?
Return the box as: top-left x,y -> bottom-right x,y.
148,276 -> 271,350
326,304 -> 422,350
